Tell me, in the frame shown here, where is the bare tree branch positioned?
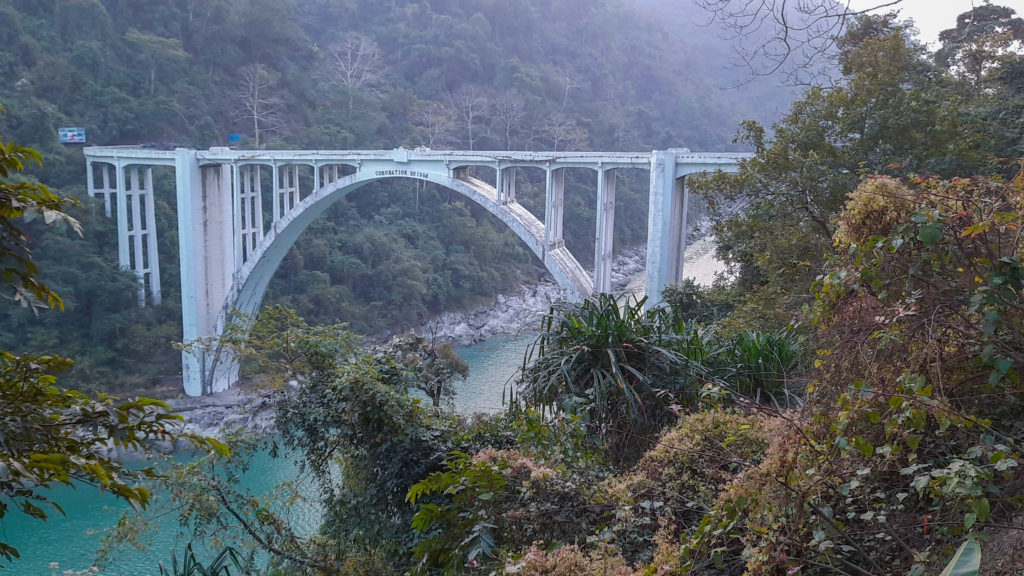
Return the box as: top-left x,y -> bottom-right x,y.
318,33 -> 387,114
693,0 -> 905,83
236,64 -> 282,149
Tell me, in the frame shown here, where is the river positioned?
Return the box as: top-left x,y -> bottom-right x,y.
2,333 -> 535,576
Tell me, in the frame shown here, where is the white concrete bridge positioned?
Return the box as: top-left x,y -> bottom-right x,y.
84,147 -> 746,395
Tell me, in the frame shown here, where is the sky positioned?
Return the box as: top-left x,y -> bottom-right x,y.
847,0 -> 1024,48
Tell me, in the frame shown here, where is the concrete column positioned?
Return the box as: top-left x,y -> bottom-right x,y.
232,163 -> 243,270
499,166 -> 516,204
102,164 -> 112,217
593,168 -> 616,294
176,150 -> 238,396
645,151 -> 687,308
143,168 -> 161,305
545,167 -> 565,248
129,168 -> 146,306
115,162 -> 130,273
271,162 -> 280,224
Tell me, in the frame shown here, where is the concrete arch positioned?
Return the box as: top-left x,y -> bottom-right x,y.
223,169 -> 591,334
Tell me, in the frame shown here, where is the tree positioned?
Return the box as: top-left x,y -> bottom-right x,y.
694,15 -> 995,306
693,0 -> 905,82
377,332 -> 469,411
0,126 -> 225,563
411,100 -> 456,148
124,28 -> 188,97
318,33 -> 388,114
236,63 -> 281,149
935,4 -> 1024,85
448,85 -> 490,150
491,92 -> 526,149
0,119 -> 80,311
540,113 -> 586,151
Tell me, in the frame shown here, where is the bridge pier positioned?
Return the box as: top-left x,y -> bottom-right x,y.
645,151 -> 694,307
544,167 -> 565,249
594,168 -> 617,294
175,149 -> 238,395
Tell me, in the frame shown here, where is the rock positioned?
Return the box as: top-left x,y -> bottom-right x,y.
414,244 -> 650,346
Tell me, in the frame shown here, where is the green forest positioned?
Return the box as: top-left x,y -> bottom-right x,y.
3,0 -> 1024,574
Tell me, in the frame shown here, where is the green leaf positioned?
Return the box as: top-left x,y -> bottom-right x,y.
963,512 -> 976,530
918,222 -> 943,248
972,498 -> 990,523
938,539 -> 981,576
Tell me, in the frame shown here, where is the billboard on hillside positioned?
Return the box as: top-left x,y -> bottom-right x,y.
58,127 -> 86,144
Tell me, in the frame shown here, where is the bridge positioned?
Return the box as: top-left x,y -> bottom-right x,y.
83,147 -> 746,395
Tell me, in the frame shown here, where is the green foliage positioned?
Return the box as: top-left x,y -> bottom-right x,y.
519,294 -> 709,456
375,332 -> 469,411
716,329 -> 802,403
939,539 -> 982,576
608,410 -> 769,564
693,12 -> 1016,327
407,451 -> 508,574
158,544 -> 242,576
661,279 -> 735,325
0,350 -> 224,563
191,304 -> 359,389
816,173 -> 1024,417
0,116 -> 80,310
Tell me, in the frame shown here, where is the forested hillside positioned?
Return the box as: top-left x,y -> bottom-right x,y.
0,0 -> 794,393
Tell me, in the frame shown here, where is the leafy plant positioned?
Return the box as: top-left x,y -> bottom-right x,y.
518,294 -> 708,457
407,451 -> 509,574
158,544 -> 243,576
939,539 -> 981,576
717,329 -> 803,404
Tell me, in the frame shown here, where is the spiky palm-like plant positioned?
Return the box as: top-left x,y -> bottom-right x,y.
518,294 -> 710,455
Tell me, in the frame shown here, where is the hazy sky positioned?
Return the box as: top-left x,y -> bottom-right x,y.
847,0 -> 1024,48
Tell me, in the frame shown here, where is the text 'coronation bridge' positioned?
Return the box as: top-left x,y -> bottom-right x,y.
83,146 -> 747,396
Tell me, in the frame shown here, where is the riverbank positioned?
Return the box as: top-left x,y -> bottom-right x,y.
417,244 -> 648,345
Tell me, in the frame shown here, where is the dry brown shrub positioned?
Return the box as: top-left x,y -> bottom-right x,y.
603,410 -> 769,564
506,544 -> 634,576
833,176 -> 917,247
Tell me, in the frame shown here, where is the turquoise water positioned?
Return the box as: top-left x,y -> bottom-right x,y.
3,333 -> 535,575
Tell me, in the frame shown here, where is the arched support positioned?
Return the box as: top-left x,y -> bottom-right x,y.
189,167 -> 593,396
